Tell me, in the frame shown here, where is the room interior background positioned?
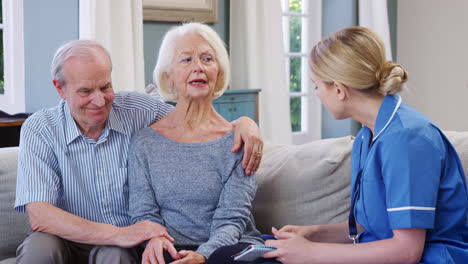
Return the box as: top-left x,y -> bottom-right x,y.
1,0 -> 467,145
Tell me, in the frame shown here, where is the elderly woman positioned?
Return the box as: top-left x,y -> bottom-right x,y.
264,26 -> 468,264
128,23 -> 274,264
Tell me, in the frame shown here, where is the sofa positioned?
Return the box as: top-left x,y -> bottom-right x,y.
1,131 -> 467,263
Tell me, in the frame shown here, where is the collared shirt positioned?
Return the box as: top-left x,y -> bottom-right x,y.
15,91 -> 173,227
351,94 -> 468,262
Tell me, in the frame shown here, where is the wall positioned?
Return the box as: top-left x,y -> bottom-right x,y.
321,0 -> 359,139
387,0 -> 397,60
21,0 -> 402,138
320,0 -> 398,139
397,0 -> 468,131
22,0 -> 228,112
143,0 -> 229,86
23,0 -> 79,113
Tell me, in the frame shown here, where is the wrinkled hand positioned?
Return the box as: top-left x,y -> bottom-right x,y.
114,220 -> 174,248
263,228 -> 315,264
231,116 -> 263,175
170,250 -> 206,264
142,237 -> 179,264
278,225 -> 317,241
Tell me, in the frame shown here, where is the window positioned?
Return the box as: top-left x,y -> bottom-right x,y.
281,0 -> 321,144
0,2 -> 4,95
0,0 -> 25,114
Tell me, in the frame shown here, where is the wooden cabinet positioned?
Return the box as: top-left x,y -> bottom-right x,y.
213,89 -> 260,123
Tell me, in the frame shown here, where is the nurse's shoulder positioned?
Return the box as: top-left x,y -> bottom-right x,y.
387,102 -> 446,154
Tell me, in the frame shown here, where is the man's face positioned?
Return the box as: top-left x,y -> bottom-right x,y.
54,52 -> 114,135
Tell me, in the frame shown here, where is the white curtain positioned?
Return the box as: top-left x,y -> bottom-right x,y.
79,0 -> 145,92
230,0 -> 292,144
359,0 -> 392,60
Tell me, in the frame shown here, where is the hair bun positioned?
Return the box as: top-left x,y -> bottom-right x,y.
377,62 -> 408,95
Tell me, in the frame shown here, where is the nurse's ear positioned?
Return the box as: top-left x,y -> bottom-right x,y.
333,81 -> 349,101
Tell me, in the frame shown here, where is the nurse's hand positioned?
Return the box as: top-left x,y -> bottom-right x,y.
280,221 -> 355,244
278,225 -> 317,241
264,229 -> 314,264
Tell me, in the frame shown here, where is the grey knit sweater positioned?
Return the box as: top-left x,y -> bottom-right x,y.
128,128 -> 263,258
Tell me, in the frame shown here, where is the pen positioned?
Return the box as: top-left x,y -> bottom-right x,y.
261,234 -> 278,240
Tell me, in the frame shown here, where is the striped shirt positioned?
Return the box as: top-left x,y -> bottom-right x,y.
15,91 -> 173,227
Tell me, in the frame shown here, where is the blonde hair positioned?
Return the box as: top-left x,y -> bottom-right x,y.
154,22 -> 230,101
309,26 -> 407,95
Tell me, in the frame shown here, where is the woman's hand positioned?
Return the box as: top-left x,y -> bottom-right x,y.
264,230 -> 314,264
231,116 -> 263,175
278,225 -> 318,241
170,250 -> 206,264
280,222 -> 353,244
265,227 -> 426,264
142,237 -> 179,264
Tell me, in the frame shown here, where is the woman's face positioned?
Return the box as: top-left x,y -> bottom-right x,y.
311,72 -> 346,120
167,33 -> 220,101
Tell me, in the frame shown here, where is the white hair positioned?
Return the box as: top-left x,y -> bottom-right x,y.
51,40 -> 112,85
153,22 -> 230,101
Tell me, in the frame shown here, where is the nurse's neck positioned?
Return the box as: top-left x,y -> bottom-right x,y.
348,91 -> 385,136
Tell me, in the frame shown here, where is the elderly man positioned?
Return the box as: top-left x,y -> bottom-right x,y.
14,40 -> 263,263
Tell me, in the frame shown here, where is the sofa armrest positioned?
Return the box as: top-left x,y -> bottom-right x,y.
0,147 -> 30,261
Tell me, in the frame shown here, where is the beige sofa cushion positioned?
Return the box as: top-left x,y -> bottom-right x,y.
253,136 -> 354,234
0,147 -> 30,261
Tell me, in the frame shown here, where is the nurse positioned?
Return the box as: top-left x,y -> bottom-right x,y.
264,26 -> 468,264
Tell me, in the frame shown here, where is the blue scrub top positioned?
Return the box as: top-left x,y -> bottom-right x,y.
351,94 -> 468,263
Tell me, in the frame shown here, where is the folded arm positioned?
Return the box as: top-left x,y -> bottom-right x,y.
27,202 -> 169,247
196,161 -> 258,259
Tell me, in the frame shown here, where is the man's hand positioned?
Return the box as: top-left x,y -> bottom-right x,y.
114,220 -> 174,248
142,237 -> 179,264
231,116 -> 263,175
170,250 -> 206,264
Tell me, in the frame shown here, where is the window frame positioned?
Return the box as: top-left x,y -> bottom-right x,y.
0,0 -> 25,114
282,0 -> 321,144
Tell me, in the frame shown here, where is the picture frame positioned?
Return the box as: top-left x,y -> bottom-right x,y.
143,0 -> 218,23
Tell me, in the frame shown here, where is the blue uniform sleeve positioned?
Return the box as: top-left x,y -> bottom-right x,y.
380,130 -> 443,229
128,135 -> 165,226
14,118 -> 61,212
196,160 -> 257,258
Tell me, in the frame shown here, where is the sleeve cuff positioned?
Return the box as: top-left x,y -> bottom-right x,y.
196,245 -> 215,259
388,209 -> 435,229
14,191 -> 59,213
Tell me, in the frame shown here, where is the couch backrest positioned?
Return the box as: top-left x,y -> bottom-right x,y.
253,136 -> 354,234
253,131 -> 468,234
